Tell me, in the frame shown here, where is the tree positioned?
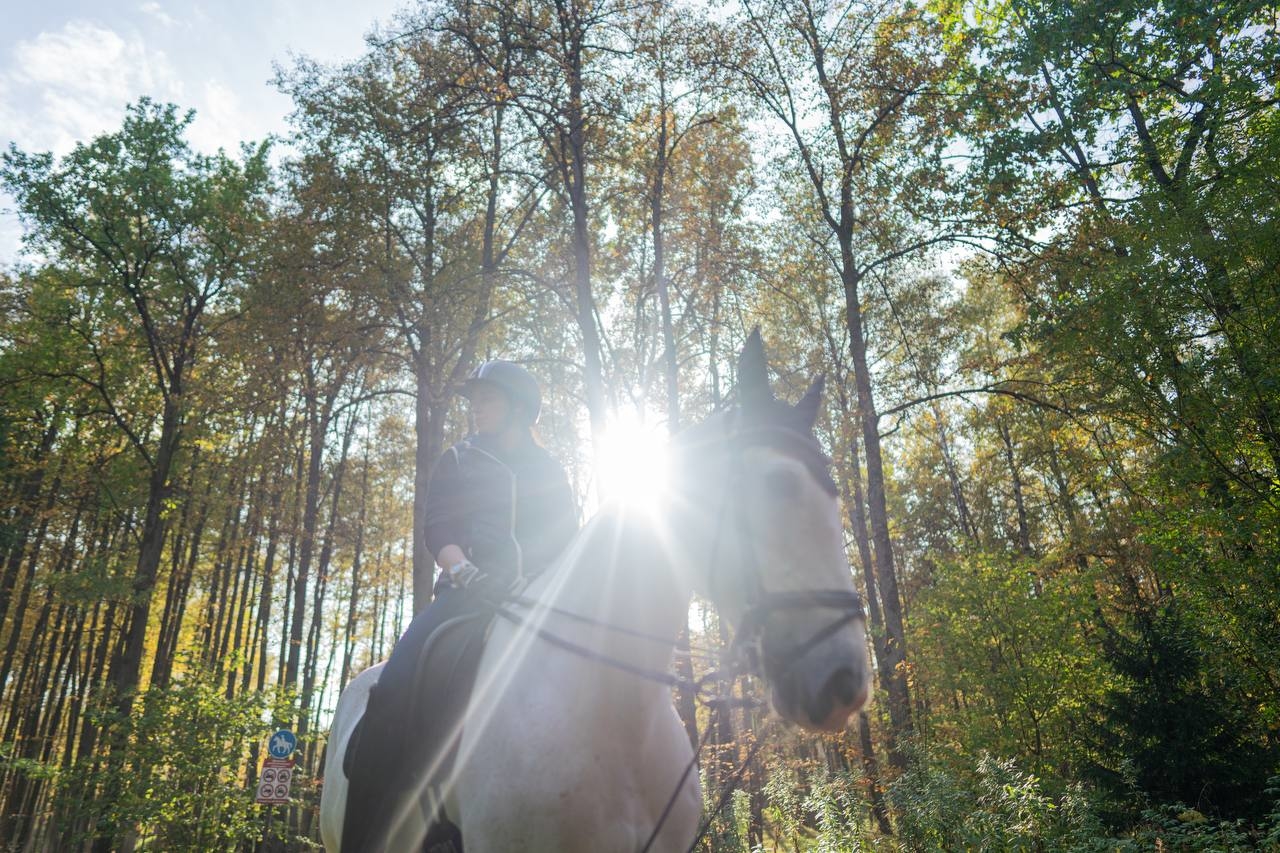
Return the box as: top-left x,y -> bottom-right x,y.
3,99 -> 270,850
281,18 -> 546,609
940,0 -> 1280,764
447,0 -> 635,456
722,0 -> 960,766
1,100 -> 270,711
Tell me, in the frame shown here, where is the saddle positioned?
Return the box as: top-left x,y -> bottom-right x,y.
342,587 -> 497,852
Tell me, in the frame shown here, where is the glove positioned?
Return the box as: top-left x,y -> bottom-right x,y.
448,559 -> 483,588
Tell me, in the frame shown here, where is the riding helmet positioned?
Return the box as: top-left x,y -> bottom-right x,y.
462,360 -> 542,424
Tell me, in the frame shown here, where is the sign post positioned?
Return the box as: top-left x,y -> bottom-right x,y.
255,729 -> 297,805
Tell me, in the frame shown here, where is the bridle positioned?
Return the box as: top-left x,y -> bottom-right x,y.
703,416 -> 865,682
639,415 -> 866,852
486,411 -> 866,852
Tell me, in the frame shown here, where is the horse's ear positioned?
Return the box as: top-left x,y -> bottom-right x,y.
737,327 -> 774,412
795,374 -> 825,432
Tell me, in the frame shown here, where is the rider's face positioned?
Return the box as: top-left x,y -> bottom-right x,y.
470,384 -> 513,435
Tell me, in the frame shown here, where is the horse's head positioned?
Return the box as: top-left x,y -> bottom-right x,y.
667,330 -> 871,732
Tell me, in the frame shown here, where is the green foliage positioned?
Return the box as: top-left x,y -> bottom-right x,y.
0,98 -> 271,437
762,767 -> 810,848
913,552 -> 1102,766
805,772 -> 868,853
1106,803 -> 1280,853
892,752 -> 1082,851
759,768 -> 875,852
700,764 -> 750,851
55,667 -> 282,851
911,0 -> 1280,841
891,751 -> 1280,853
1086,604 -> 1280,822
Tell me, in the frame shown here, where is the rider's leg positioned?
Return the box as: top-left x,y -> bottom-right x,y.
341,584 -> 471,852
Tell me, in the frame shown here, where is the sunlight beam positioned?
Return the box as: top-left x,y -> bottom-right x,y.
594,408 -> 671,511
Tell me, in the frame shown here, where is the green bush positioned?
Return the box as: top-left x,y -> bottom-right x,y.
890,750 -> 1280,853
54,668 -> 289,851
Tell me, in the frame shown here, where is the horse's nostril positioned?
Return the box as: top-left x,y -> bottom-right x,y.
807,689 -> 833,726
800,668 -> 868,729
831,668 -> 857,705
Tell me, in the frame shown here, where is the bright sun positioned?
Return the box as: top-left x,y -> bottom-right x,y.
595,409 -> 670,509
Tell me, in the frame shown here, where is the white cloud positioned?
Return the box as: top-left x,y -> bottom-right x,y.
0,20 -> 184,156
187,79 -> 257,153
0,4 -> 401,265
139,2 -> 180,28
0,20 -> 190,264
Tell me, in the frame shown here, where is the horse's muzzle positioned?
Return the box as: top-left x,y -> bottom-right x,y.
768,654 -> 870,733
808,665 -> 869,731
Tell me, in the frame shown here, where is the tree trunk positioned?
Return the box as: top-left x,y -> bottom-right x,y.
837,425 -> 894,831
153,486 -> 205,688
252,486 -> 283,694
277,441 -> 305,688
933,407 -> 976,545
0,416 -> 59,636
998,420 -> 1034,557
570,151 -> 607,449
285,382 -> 328,693
653,119 -> 678,431
300,412 -> 355,734
858,710 -> 893,833
342,446 -> 371,690
212,470 -> 251,665
226,501 -> 261,698
0,474 -> 59,700
412,357 -> 447,614
111,392 -> 183,710
559,9 -> 608,451
840,257 -> 912,767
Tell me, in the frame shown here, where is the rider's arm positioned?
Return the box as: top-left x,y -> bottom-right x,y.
425,449 -> 469,573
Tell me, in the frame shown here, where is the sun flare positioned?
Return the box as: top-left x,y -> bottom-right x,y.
595,409 -> 670,510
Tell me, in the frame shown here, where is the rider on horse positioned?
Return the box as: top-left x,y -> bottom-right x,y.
341,360 -> 579,852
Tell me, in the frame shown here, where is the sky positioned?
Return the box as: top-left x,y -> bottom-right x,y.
0,0 -> 405,265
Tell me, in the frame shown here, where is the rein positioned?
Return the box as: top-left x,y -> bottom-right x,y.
486,603 -> 749,704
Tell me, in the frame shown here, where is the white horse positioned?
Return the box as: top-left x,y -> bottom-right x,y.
320,332 -> 872,852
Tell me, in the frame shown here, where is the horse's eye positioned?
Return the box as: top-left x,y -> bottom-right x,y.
764,468 -> 802,501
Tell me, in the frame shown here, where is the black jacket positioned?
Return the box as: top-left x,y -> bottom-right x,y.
423,433 -> 578,582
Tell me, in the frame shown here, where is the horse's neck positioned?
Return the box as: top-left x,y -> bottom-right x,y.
529,504 -> 691,676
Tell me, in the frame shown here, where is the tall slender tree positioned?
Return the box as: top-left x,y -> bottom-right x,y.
722,0 -> 960,764
2,101 -> 270,711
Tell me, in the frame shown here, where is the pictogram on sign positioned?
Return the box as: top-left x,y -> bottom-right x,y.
268,729 -> 297,759
255,757 -> 295,805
